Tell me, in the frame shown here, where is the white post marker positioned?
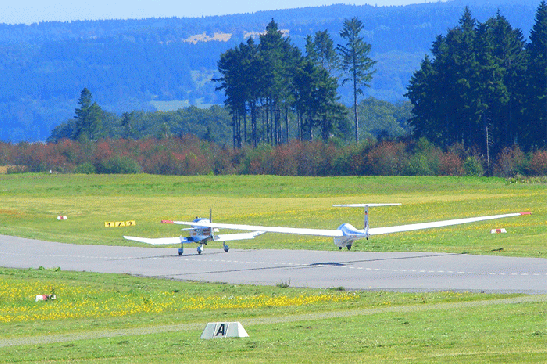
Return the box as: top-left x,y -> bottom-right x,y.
490,228 -> 507,234
35,294 -> 57,302
201,322 -> 249,339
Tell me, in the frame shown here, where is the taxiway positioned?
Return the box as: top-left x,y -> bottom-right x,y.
1,235 -> 546,294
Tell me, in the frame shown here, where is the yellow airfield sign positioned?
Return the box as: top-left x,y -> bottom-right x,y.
104,220 -> 136,228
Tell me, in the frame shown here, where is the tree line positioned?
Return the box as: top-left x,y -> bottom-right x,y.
48,88 -> 234,144
406,2 -> 547,164
1,137 -> 546,177
47,88 -> 411,145
0,2 -> 540,142
214,18 -> 375,147
6,4 -> 547,178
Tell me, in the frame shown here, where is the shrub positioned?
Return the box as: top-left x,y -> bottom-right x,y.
271,143 -> 298,176
241,144 -> 274,175
463,156 -> 484,176
438,152 -> 463,176
405,138 -> 442,176
75,162 -> 96,174
494,146 -> 527,177
406,152 -> 442,176
97,156 -> 142,174
529,150 -> 547,176
365,142 -> 409,176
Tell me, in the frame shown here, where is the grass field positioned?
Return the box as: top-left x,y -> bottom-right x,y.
0,267 -> 545,363
0,174 -> 546,362
0,174 -> 545,256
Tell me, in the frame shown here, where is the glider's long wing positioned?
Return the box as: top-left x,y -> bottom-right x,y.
172,221 -> 344,237
174,211 -> 530,238
368,212 -> 530,236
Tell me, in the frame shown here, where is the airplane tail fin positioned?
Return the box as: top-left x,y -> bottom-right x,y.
333,203 -> 401,239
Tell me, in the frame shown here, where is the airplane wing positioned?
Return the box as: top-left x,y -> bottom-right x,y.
215,231 -> 267,241
125,231 -> 267,245
173,221 -> 344,237
173,211 -> 530,238
123,236 -> 195,245
368,212 -> 530,236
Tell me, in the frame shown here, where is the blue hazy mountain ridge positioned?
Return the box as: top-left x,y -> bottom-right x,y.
0,1 -> 540,142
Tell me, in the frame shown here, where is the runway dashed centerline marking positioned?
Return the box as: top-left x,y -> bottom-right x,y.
174,256 -> 547,278
3,251 -> 546,278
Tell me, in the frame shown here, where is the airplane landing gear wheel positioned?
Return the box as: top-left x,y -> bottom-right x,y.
223,244 -> 229,252
197,245 -> 203,255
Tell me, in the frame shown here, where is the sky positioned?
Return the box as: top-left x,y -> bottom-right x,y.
2,0 -> 445,25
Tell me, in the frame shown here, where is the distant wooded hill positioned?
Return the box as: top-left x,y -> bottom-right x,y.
0,0 -> 542,142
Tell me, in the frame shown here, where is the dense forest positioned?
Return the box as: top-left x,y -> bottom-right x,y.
0,0 -> 542,142
406,3 -> 547,156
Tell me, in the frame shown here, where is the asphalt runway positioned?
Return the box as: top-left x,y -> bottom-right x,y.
1,235 -> 547,294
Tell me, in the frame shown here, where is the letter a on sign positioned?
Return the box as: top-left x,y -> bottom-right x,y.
215,324 -> 227,337
201,322 -> 249,339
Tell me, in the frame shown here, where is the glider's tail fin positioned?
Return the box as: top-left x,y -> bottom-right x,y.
209,208 -> 214,241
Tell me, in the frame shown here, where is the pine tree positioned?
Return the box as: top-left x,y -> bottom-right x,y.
405,55 -> 439,142
259,19 -> 300,145
306,30 -> 339,74
475,12 -> 526,157
337,17 -> 376,143
305,30 -> 345,142
73,88 -> 103,141
524,0 -> 547,149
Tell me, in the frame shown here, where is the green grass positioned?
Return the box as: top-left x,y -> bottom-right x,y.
0,174 -> 545,256
0,267 -> 545,363
0,174 -> 546,362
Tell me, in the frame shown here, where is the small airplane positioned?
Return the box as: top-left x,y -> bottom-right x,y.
124,211 -> 265,255
124,204 -> 531,255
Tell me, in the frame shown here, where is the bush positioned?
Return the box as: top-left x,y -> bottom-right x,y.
241,144 -> 274,175
405,138 -> 442,176
365,142 -> 409,176
529,150 -> 547,176
97,156 -> 142,174
75,162 -> 96,174
438,152 -> 464,176
463,156 -> 484,176
494,146 -> 527,177
0,136 -> 545,178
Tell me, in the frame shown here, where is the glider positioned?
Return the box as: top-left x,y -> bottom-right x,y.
126,204 -> 530,254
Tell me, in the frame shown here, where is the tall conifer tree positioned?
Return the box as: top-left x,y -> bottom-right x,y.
524,1 -> 547,148
74,88 -> 102,141
337,17 -> 376,143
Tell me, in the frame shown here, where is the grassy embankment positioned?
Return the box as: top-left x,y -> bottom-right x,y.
0,174 -> 545,362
